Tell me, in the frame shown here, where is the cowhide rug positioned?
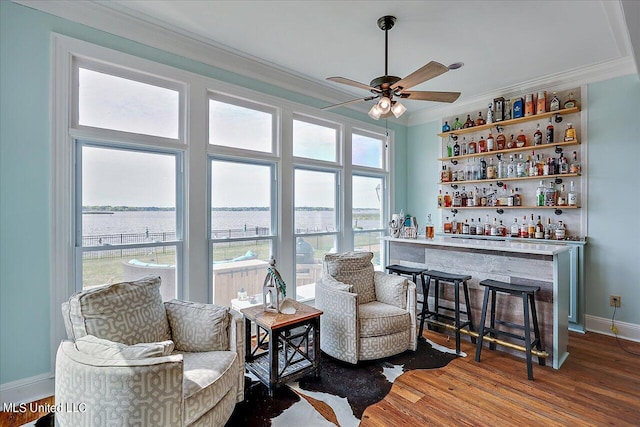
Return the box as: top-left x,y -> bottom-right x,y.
225,339 -> 461,426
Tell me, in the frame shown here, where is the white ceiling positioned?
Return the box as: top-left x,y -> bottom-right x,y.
55,1 -> 640,120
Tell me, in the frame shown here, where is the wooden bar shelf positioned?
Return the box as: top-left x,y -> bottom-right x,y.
439,205 -> 580,210
439,173 -> 581,186
438,141 -> 581,162
438,106 -> 580,138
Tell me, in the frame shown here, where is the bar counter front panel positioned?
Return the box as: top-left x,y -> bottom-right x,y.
384,237 -> 570,369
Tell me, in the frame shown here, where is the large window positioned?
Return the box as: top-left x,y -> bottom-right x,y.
293,116 -> 338,162
210,159 -> 276,307
76,144 -> 183,299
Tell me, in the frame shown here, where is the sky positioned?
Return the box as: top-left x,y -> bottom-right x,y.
79,67 -> 383,209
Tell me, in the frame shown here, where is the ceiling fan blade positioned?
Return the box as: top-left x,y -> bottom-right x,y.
327,77 -> 381,93
391,61 -> 449,91
400,90 -> 461,103
321,96 -> 377,110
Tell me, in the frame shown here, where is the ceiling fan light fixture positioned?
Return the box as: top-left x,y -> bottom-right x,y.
378,96 -> 391,113
368,103 -> 382,120
391,101 -> 407,118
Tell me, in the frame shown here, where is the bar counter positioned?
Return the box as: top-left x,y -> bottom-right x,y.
384,236 -> 570,369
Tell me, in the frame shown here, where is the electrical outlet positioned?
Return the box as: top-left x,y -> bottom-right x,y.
610,295 -> 621,307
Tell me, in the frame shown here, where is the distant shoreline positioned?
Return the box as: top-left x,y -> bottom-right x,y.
83,206 -> 378,212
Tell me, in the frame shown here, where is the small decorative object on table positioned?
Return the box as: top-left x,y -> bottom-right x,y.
389,213 -> 404,238
403,216 -> 418,239
263,257 -> 295,313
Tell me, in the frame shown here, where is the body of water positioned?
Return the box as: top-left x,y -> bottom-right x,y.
82,209 -> 381,236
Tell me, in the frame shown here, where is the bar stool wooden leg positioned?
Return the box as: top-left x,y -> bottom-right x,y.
522,292 -> 534,380
462,280 -> 477,344
475,286 -> 491,362
489,289 -> 497,351
530,293 -> 545,366
454,280 -> 461,354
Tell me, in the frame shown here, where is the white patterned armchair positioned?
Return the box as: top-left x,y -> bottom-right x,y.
315,252 -> 417,364
55,276 -> 244,427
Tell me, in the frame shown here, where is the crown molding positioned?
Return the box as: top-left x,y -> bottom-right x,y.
407,56 -> 637,127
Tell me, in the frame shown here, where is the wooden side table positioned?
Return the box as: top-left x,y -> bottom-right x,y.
241,300 -> 322,396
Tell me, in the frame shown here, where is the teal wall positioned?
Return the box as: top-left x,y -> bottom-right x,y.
405,75 -> 640,326
585,74 -> 640,323
0,2 -> 407,385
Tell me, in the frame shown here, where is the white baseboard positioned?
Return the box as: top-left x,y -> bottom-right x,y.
0,372 -> 54,405
585,315 -> 640,342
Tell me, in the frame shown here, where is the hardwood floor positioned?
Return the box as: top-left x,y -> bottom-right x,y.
361,331 -> 640,426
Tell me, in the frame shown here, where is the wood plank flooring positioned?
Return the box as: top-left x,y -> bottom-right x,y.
361,331 -> 640,426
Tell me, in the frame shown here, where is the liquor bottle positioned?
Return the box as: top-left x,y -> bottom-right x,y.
477,217 -> 484,236
568,181 -> 578,206
555,220 -> 566,240
487,157 -> 497,179
564,123 -> 577,142
484,214 -> 491,236
441,165 -> 451,182
516,154 -> 527,177
520,215 -> 529,238
524,93 -> 535,117
570,151 -> 581,174
453,138 -> 461,156
496,131 -> 506,150
546,118 -> 554,144
513,187 -> 522,206
444,191 -> 452,207
508,188 -> 515,206
510,217 -> 519,237
536,180 -> 546,207
490,217 -> 498,236
497,155 -> 506,179
426,214 -> 435,239
507,134 -> 515,149
452,117 -> 463,130
468,137 -> 477,154
437,190 -> 444,208
528,153 -> 538,177
478,136 -> 487,153
550,92 -> 560,111
487,103 -> 494,124
545,182 -> 557,206
464,114 -> 474,128
564,92 -> 577,109
499,220 -> 507,237
559,154 -> 569,174
498,184 -> 509,206
549,157 -> 558,175
516,129 -> 527,147
461,137 -> 468,155
557,184 -> 567,206
465,159 -> 473,181
545,217 -> 553,240
463,219 -> 470,235
467,190 -> 474,207
474,158 -> 482,180
480,157 -> 488,180
535,216 -> 545,239
460,187 -> 468,206
507,155 -> 516,178
444,216 -> 453,234
512,97 -> 524,119
527,214 -> 536,238
487,132 -> 495,151
536,91 -> 546,114
442,121 -> 451,132
452,191 -> 462,207
469,218 -> 476,235
533,124 -> 543,145
505,99 -> 512,120
475,111 -> 486,126
447,138 -> 454,157
537,154 -> 545,176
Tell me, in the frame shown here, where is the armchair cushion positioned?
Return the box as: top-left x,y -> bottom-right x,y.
165,300 -> 230,352
359,301 -> 412,338
324,252 -> 376,304
318,275 -> 353,293
374,271 -> 409,309
75,335 -> 174,359
64,275 -> 171,345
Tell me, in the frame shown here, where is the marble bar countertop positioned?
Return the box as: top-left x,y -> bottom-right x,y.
383,236 -> 572,256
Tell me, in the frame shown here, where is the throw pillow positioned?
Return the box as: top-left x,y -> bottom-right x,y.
165,300 -> 230,352
75,335 -> 174,359
323,252 -> 376,304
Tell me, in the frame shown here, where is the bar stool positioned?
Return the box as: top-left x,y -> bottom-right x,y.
386,264 -> 429,332
420,270 -> 475,354
474,279 -> 545,380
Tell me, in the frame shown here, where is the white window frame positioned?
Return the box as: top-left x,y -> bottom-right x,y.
292,113 -> 341,165
74,141 -> 185,295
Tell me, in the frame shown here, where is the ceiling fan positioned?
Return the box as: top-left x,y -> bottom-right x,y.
322,15 -> 462,120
